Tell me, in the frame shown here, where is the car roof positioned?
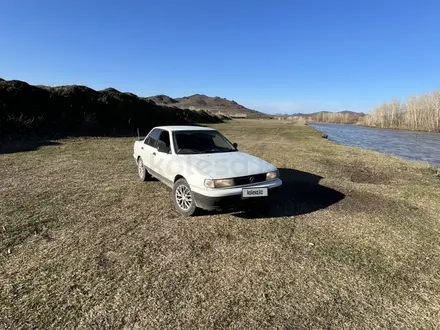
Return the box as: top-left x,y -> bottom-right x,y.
155,125 -> 216,132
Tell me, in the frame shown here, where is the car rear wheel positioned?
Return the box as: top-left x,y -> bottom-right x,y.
172,178 -> 197,216
137,158 -> 152,181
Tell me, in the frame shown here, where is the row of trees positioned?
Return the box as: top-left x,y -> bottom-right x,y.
364,90 -> 440,132
306,89 -> 440,133
310,112 -> 362,124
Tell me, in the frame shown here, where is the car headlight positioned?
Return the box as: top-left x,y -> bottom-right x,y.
266,170 -> 279,181
204,178 -> 235,188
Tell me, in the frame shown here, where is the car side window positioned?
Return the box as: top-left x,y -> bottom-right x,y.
145,129 -> 161,147
158,131 -> 171,149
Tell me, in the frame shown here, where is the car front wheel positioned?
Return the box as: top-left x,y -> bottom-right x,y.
172,178 -> 197,216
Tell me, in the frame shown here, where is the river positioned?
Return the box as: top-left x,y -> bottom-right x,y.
308,123 -> 440,167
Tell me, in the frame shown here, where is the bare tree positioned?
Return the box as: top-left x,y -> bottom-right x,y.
310,89 -> 440,133
361,90 -> 440,132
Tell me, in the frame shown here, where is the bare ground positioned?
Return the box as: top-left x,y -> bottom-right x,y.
1,120 -> 440,329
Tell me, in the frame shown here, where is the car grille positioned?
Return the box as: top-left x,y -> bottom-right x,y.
234,173 -> 267,186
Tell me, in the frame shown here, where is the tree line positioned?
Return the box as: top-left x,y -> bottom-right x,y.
306,88 -> 440,133
365,90 -> 440,132
309,112 -> 363,125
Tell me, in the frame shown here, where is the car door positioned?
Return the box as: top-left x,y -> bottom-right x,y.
153,130 -> 174,181
142,128 -> 161,169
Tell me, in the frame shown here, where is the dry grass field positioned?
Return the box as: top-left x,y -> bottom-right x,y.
1,119 -> 440,329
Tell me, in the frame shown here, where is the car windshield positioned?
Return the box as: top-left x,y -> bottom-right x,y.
174,130 -> 237,154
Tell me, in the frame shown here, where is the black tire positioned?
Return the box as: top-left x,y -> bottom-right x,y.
137,157 -> 153,182
172,178 -> 197,216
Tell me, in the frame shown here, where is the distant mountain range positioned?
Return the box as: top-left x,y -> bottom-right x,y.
0,76 -> 370,138
0,79 -> 223,137
146,94 -> 366,118
146,94 -> 268,118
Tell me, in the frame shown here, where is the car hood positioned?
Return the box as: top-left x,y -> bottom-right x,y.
177,152 -> 277,179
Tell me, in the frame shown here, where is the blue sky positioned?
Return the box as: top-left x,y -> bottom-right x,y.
1,0 -> 440,114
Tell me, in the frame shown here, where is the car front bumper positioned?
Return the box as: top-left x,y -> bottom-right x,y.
193,181 -> 282,211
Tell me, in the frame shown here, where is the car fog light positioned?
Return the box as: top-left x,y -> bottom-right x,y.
266,170 -> 279,181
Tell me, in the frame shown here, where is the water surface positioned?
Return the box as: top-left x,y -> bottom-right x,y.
309,123 -> 440,167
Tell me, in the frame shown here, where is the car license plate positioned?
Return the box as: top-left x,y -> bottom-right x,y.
242,187 -> 268,198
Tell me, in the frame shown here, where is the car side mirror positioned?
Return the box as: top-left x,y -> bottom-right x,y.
157,140 -> 170,154
233,142 -> 238,150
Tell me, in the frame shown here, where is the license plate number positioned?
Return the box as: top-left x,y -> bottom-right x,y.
242,188 -> 268,198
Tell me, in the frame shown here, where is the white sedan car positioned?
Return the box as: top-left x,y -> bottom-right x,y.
133,126 -> 282,216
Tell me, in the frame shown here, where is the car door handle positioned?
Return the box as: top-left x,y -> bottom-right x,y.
153,152 -> 156,156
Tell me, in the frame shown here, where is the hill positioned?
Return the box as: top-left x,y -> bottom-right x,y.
146,94 -> 267,118
0,79 -> 223,137
145,94 -> 179,105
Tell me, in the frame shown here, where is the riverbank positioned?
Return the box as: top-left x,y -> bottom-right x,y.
2,119 -> 440,329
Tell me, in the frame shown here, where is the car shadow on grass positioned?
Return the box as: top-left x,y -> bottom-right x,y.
0,139 -> 62,154
199,168 -> 345,219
